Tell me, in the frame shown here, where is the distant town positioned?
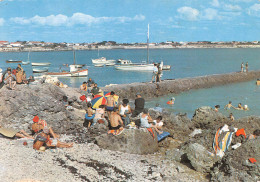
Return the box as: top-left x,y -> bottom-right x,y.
1,40 -> 260,52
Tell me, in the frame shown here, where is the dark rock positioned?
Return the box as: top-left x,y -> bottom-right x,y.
95,129 -> 158,154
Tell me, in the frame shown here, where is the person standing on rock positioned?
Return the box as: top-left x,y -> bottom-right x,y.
245,62 -> 249,72
106,91 -> 116,121
241,62 -> 244,72
151,63 -> 158,83
132,93 -> 145,118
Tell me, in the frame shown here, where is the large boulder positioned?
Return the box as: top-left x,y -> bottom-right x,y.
180,143 -> 217,173
0,83 -> 82,134
95,129 -> 158,154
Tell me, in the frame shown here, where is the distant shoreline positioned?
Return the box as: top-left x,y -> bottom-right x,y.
1,45 -> 260,53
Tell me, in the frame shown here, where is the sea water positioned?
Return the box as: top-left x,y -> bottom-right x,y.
1,48 -> 260,118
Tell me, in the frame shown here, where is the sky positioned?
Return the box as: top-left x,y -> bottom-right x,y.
0,0 -> 260,43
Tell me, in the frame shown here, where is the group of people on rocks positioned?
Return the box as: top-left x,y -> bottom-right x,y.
241,62 -> 249,73
0,64 -> 34,90
83,90 -> 165,136
151,63 -> 162,83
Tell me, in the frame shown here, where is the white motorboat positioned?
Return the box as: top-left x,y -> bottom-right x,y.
22,61 -> 30,65
162,65 -> 171,70
106,63 -> 116,66
92,57 -> 115,64
33,68 -> 48,73
32,62 -> 51,66
45,50 -> 88,77
117,59 -> 133,65
94,64 -> 104,67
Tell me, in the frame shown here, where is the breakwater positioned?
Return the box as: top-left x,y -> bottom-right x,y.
102,70 -> 260,99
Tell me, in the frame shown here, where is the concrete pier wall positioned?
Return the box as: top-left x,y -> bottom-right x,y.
102,71 -> 260,100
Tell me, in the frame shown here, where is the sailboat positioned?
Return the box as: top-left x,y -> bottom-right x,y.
22,51 -> 30,65
115,24 -> 161,71
45,50 -> 88,77
92,47 -> 115,64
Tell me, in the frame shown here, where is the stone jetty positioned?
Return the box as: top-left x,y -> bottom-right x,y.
102,70 -> 260,99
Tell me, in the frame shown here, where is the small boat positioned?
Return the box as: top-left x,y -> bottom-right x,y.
45,51 -> 88,77
94,64 -> 104,67
33,68 -> 48,73
106,63 -> 116,66
31,62 -> 51,66
162,65 -> 171,70
6,60 -> 22,63
92,57 -> 116,64
22,61 -> 30,65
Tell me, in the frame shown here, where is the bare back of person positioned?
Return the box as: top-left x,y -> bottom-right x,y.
110,112 -> 123,128
87,107 -> 94,117
107,96 -> 115,107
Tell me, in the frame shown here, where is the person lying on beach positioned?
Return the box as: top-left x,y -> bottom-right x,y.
224,101 -> 235,109
4,68 -> 16,90
33,127 -> 73,150
0,124 -> 33,139
31,116 -> 58,139
235,103 -> 244,110
109,107 -> 124,131
106,91 -> 116,120
83,102 -> 95,128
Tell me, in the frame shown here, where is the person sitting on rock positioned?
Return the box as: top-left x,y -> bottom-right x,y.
119,98 -> 131,126
16,64 -> 23,84
229,113 -> 235,121
80,81 -> 88,94
154,116 -> 164,134
248,129 -> 260,140
31,115 -> 58,139
0,124 -> 33,139
93,105 -> 107,126
140,109 -> 162,132
4,68 -> 16,90
91,83 -> 100,97
33,127 -> 73,150
109,107 -> 124,131
83,102 -> 95,128
132,93 -> 145,117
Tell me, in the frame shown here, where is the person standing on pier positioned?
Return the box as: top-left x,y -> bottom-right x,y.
245,62 -> 249,72
151,63 -> 158,83
156,63 -> 162,82
241,62 -> 244,72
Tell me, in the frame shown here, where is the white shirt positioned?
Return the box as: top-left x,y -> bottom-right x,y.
153,66 -> 158,73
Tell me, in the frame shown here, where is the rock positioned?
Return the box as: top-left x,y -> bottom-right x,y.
181,143 -> 216,173
95,129 -> 158,154
165,148 -> 184,162
189,129 -> 202,137
176,166 -> 185,173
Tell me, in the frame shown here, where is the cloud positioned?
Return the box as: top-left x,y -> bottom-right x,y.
172,25 -> 184,28
223,4 -> 242,11
210,0 -> 220,7
0,18 -> 4,26
10,13 -> 145,26
248,4 -> 260,16
229,0 -> 253,2
177,6 -> 199,21
202,8 -> 221,20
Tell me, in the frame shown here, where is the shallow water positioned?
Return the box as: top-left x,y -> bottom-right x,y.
1,48 -> 260,118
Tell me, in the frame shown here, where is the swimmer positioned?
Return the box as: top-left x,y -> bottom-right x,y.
167,97 -> 175,105
214,105 -> 220,112
235,103 -> 244,110
224,101 -> 235,109
243,105 -> 249,111
229,113 -> 235,121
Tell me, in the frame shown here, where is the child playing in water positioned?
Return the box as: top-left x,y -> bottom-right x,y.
167,97 -> 175,105
214,105 -> 220,112
224,101 -> 234,109
229,113 -> 235,121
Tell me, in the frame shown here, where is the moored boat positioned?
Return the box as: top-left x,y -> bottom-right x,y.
162,65 -> 171,70
33,68 -> 48,73
94,64 -> 104,67
6,60 -> 22,63
106,63 -> 116,66
22,61 -> 30,65
31,62 -> 51,66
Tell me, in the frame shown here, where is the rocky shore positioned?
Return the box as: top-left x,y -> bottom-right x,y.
0,82 -> 259,181
102,70 -> 260,99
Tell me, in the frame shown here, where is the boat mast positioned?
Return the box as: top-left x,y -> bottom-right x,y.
147,24 -> 149,64
98,46 -> 99,58
73,50 -> 76,65
28,51 -> 30,62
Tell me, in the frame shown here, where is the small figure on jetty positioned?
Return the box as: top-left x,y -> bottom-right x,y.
224,101 -> 234,109
229,113 -> 235,121
132,93 -> 145,117
156,63 -> 162,82
241,62 -> 244,72
214,105 -> 220,112
256,79 -> 260,85
245,62 -> 249,72
167,97 -> 175,105
151,63 -> 158,83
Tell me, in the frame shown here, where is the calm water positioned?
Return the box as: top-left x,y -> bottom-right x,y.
1,48 -> 260,118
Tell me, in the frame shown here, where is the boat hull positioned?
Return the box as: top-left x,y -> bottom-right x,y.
45,69 -> 88,77
92,58 -> 115,64
115,64 -> 154,71
33,69 -> 48,73
32,62 -> 51,66
6,60 -> 22,63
